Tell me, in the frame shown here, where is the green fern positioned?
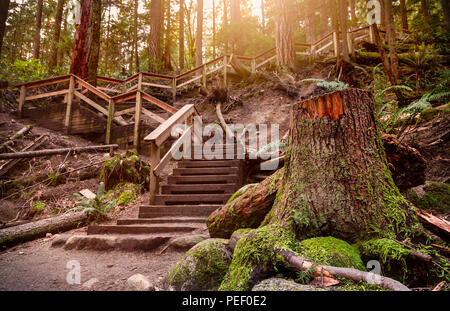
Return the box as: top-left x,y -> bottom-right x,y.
300,79 -> 349,91
70,182 -> 117,221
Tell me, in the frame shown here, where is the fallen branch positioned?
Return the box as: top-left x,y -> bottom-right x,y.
0,125 -> 33,151
279,249 -> 411,291
0,144 -> 118,160
417,209 -> 450,239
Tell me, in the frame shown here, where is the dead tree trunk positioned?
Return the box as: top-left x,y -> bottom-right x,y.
70,0 -> 92,79
261,89 -> 419,243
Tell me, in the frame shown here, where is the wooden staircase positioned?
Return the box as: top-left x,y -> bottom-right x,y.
86,144 -> 243,239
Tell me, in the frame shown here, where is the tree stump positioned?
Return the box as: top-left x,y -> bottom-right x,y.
262,88 -> 420,242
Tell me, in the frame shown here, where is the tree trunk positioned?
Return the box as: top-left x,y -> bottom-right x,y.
305,7 -> 315,44
384,0 -> 399,81
331,0 -> 341,60
87,0 -> 102,86
164,0 -> 173,71
399,0 -> 408,33
223,0 -> 229,53
261,0 -> 265,34
261,89 -> 418,243
380,0 -> 386,30
275,0 -> 296,69
212,0 -> 216,58
0,0 -> 10,59
339,0 -> 349,61
421,0 -> 429,24
149,0 -> 162,72
33,0 -> 44,59
349,0 -> 357,28
179,0 -> 185,70
70,0 -> 92,79
230,0 -> 241,53
196,0 -> 203,68
441,0 -> 450,32
49,0 -> 65,69
134,0 -> 140,72
319,1 -> 328,36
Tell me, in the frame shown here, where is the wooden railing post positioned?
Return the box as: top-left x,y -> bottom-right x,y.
172,77 -> 177,102
251,58 -> 256,74
332,32 -> 339,58
310,45 -> 316,63
347,32 -> 353,55
368,26 -> 374,43
149,141 -> 160,204
64,75 -> 75,133
223,56 -> 228,87
18,85 -> 26,118
105,98 -> 115,144
202,64 -> 207,88
134,73 -> 143,150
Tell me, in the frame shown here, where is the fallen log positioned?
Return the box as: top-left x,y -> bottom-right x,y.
229,55 -> 251,80
417,209 -> 450,240
0,125 -> 33,152
0,212 -> 87,249
0,144 -> 119,160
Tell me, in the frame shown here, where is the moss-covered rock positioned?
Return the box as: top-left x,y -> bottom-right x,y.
167,239 -> 232,291
252,278 -> 326,291
298,237 -> 365,271
407,182 -> 450,214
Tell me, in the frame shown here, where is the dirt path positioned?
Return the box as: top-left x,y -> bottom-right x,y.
0,230 -> 184,291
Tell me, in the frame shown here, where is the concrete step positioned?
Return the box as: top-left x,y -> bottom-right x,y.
177,160 -> 241,168
172,167 -> 239,176
138,205 -> 220,218
154,194 -> 231,205
117,217 -> 206,225
168,175 -> 239,184
161,183 -> 237,194
87,224 -> 200,235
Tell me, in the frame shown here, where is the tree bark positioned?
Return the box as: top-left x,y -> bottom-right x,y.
349,0 -> 357,28
164,0 -> 173,71
380,0 -> 386,30
70,0 -> 92,79
196,0 -> 203,68
49,0 -> 66,69
230,0 -> 241,53
399,0 -> 408,33
261,0 -> 265,33
0,0 -> 10,59
441,0 -> 450,32
149,0 -> 162,72
134,0 -> 140,72
179,0 -> 185,70
33,0 -> 44,59
275,0 -> 296,69
339,0 -> 349,61
87,0 -> 102,86
223,0 -> 229,53
384,0 -> 399,81
319,1 -> 329,36
331,0 -> 341,60
421,0 -> 429,24
261,89 -> 419,243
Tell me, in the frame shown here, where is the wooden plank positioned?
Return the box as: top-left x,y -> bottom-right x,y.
114,106 -> 135,117
105,99 -> 115,144
112,90 -> 137,104
18,85 -> 26,118
74,76 -> 111,101
15,75 -> 70,89
124,73 -> 140,84
316,40 -> 333,54
134,91 -> 142,149
74,90 -> 108,115
126,83 -> 138,93
64,76 -> 75,130
97,86 -> 122,94
141,91 -> 178,114
177,75 -> 202,88
144,104 -> 195,147
175,66 -> 203,81
23,89 -> 68,101
96,76 -> 124,84
141,82 -> 172,89
255,55 -> 277,69
255,47 -> 276,60
142,108 -> 166,124
141,72 -> 174,81
206,64 -> 225,76
149,141 -> 160,204
154,126 -> 192,177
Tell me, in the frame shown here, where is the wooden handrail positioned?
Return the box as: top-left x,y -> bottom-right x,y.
14,75 -> 71,89
97,75 -> 124,84
141,91 -> 178,114
73,75 -> 111,101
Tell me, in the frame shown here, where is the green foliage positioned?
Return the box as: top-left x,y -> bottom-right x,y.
300,78 -> 349,91
0,58 -> 48,85
31,201 -> 46,214
70,182 -> 117,222
256,141 -> 286,158
47,171 -> 61,186
408,182 -> 450,214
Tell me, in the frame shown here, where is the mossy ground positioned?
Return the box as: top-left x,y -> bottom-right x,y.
408,182 -> 450,214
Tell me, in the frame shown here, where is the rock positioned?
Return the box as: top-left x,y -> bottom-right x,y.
167,235 -> 208,252
45,233 -> 52,238
252,278 -> 326,291
167,239 -> 232,291
50,234 -> 71,248
82,278 -> 99,290
207,169 -> 283,239
297,236 -> 365,271
382,134 -> 426,191
126,274 -> 155,291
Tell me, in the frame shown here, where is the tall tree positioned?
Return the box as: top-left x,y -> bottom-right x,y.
196,0 -> 203,67
349,0 -> 357,28
230,0 -> 241,53
330,0 -> 340,58
49,0 -> 66,69
223,0 -> 228,53
338,0 -> 349,61
0,0 -> 10,59
230,0 -> 241,23
384,0 -> 399,80
164,0 -> 173,70
441,0 -> 450,32
33,0 -> 44,59
319,1 -> 329,36
87,0 -> 102,86
212,0 -> 216,58
149,0 -> 162,72
275,0 -> 296,69
134,0 -> 140,72
399,0 -> 408,32
421,0 -> 429,24
261,0 -> 265,33
179,0 -> 185,70
70,0 -> 92,79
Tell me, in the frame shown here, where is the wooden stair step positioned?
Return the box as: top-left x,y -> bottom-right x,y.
177,160 -> 241,168
154,194 -> 231,205
161,184 -> 238,194
138,205 -> 220,218
87,224 -> 199,235
172,167 -> 239,176
117,217 -> 206,225
168,175 -> 239,184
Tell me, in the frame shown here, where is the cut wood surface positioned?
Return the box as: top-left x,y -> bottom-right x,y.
417,209 -> 450,239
